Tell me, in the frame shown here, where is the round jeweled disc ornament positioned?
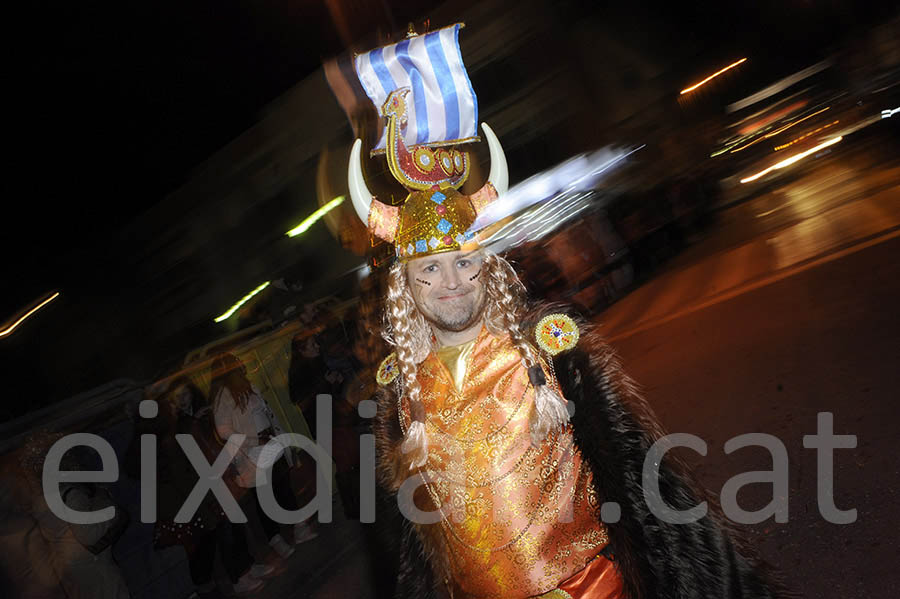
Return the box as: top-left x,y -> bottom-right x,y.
376,352 -> 400,385
535,314 -> 580,355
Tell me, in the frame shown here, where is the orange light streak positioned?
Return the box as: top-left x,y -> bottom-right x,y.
0,292 -> 60,338
680,58 -> 747,95
741,136 -> 842,183
729,132 -> 769,154
738,100 -> 808,135
763,106 -> 831,138
774,120 -> 839,151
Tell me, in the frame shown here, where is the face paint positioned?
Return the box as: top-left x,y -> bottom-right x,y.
406,250 -> 487,333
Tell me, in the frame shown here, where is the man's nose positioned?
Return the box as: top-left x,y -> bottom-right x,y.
442,266 -> 462,289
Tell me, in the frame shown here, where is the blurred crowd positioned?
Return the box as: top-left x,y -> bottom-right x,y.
0,276 -> 392,598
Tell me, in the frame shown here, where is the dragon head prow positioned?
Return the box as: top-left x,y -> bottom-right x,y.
381,88 -> 411,122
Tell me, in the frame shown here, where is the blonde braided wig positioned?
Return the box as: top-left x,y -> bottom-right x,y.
382,251 -> 542,426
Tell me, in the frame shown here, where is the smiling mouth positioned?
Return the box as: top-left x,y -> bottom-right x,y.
438,292 -> 469,300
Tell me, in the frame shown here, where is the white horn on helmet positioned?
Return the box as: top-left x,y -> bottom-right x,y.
481,122 -> 508,196
348,138 -> 374,225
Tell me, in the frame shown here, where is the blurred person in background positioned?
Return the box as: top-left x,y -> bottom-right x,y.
210,354 -> 317,559
128,378 -> 273,597
326,320 -> 365,520
288,332 -> 330,441
0,452 -> 66,598
19,431 -> 130,599
339,301 -> 401,595
540,217 -> 617,315
290,320 -> 363,518
289,320 -> 356,432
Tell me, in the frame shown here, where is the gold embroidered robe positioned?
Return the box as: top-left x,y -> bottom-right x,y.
409,326 -> 612,598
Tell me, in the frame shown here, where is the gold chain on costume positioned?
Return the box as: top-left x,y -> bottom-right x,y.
420,451 -> 554,554
397,356 -> 527,440
420,424 -> 603,557
419,366 -> 536,488
428,433 -> 535,486
424,368 -> 528,444
420,382 -> 566,552
427,439 -> 536,488
397,388 -> 409,435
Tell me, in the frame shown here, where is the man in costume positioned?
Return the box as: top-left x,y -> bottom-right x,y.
346,24 -> 782,599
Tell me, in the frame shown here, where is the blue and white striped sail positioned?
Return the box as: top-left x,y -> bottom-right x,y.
355,24 -> 479,153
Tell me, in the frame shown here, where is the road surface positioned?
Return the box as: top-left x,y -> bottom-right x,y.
603,134 -> 899,597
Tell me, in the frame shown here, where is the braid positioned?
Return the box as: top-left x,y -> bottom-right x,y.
384,262 -> 430,429
482,253 -> 540,367
384,262 -> 432,468
482,253 -> 569,443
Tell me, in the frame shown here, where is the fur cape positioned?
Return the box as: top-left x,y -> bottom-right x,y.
372,304 -> 786,599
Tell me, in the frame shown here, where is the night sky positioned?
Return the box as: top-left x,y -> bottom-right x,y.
7,2 -> 333,308
2,1 -> 891,417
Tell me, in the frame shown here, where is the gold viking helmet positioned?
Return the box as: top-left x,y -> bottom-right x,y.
347,87 -> 509,260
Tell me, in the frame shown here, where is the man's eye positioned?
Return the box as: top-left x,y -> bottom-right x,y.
424,265 -> 438,273
457,260 -> 470,268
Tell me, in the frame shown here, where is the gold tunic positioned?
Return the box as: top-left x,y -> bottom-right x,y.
416,326 -> 609,598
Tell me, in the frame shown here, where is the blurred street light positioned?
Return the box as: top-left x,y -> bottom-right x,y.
740,136 -> 843,183
764,106 -> 831,138
214,281 -> 271,323
286,195 -> 345,238
774,120 -> 839,151
680,58 -> 747,95
0,292 -> 59,338
726,60 -> 831,113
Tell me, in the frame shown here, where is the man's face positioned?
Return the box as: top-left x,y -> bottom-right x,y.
406,250 -> 486,333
